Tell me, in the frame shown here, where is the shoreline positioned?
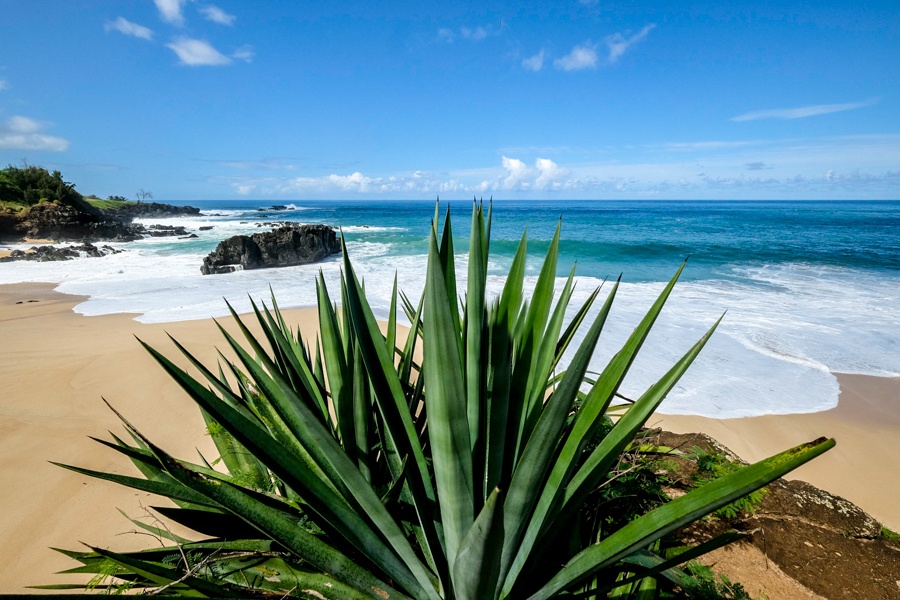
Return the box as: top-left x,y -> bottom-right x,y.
0,238 -> 59,259
0,282 -> 897,591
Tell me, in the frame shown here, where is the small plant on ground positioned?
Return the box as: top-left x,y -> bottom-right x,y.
689,447 -> 769,520
43,202 -> 833,599
881,527 -> 900,543
675,563 -> 754,600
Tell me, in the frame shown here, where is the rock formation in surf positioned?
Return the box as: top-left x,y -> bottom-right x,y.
201,223 -> 341,275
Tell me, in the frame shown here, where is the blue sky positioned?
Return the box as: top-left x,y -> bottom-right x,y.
1,1 -> 898,200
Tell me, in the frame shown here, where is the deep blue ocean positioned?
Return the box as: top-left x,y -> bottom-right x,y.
2,199 -> 897,417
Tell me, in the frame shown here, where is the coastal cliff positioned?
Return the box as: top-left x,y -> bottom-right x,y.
0,164 -> 199,245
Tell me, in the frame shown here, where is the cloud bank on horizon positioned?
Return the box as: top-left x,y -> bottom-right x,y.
0,1 -> 897,200
218,135 -> 900,199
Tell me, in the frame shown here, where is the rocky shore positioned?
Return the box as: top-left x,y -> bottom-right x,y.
2,199 -> 340,272
0,201 -> 198,244
0,242 -> 122,262
201,223 -> 341,274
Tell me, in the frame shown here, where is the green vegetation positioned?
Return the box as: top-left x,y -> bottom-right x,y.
881,527 -> 900,542
0,165 -> 133,214
675,563 -> 752,600
84,197 -> 138,210
0,163 -> 98,216
45,203 -> 833,598
0,172 -> 21,209
689,447 -> 768,520
0,199 -> 29,213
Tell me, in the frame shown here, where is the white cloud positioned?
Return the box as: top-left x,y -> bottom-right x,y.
554,44 -> 598,71
0,116 -> 70,151
501,156 -> 531,189
329,172 -> 375,192
662,140 -> 763,151
438,23 -> 499,43
220,135 -> 900,199
167,38 -> 231,66
534,158 -> 566,189
460,26 -> 488,41
0,79 -> 7,91
104,17 -> 154,40
216,158 -> 299,170
200,5 -> 236,26
498,157 -> 570,191
155,0 -> 186,26
232,45 -> 255,63
731,98 -> 879,122
522,50 -> 545,72
605,24 -> 655,63
5,116 -> 41,134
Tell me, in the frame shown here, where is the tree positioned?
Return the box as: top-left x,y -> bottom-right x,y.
0,171 -> 23,203
0,164 -> 99,215
135,189 -> 153,203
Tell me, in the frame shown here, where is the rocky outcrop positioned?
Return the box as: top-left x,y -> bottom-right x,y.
7,202 -> 197,243
201,224 -> 340,275
100,202 -> 201,222
0,242 -> 123,262
19,202 -> 143,241
144,224 -> 191,237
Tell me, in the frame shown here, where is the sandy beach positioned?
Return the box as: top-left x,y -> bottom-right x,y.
0,282 -> 322,591
0,282 -> 897,592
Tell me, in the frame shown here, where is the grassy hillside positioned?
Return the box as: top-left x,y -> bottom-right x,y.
83,196 -> 138,210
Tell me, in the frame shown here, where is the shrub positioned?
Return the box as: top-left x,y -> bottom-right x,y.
45,202 -> 832,599
0,164 -> 100,216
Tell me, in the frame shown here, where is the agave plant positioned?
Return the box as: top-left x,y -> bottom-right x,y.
46,202 -> 833,599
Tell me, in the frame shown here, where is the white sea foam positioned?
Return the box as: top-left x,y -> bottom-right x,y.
340,225 -> 409,233
1,237 -> 896,419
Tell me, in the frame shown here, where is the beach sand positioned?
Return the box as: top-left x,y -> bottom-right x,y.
0,282 -> 897,592
0,283 -> 321,591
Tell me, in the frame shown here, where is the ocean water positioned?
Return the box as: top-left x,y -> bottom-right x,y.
1,199 -> 897,418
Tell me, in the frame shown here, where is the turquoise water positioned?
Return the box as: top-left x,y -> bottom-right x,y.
1,199 -> 897,417
186,198 -> 900,279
